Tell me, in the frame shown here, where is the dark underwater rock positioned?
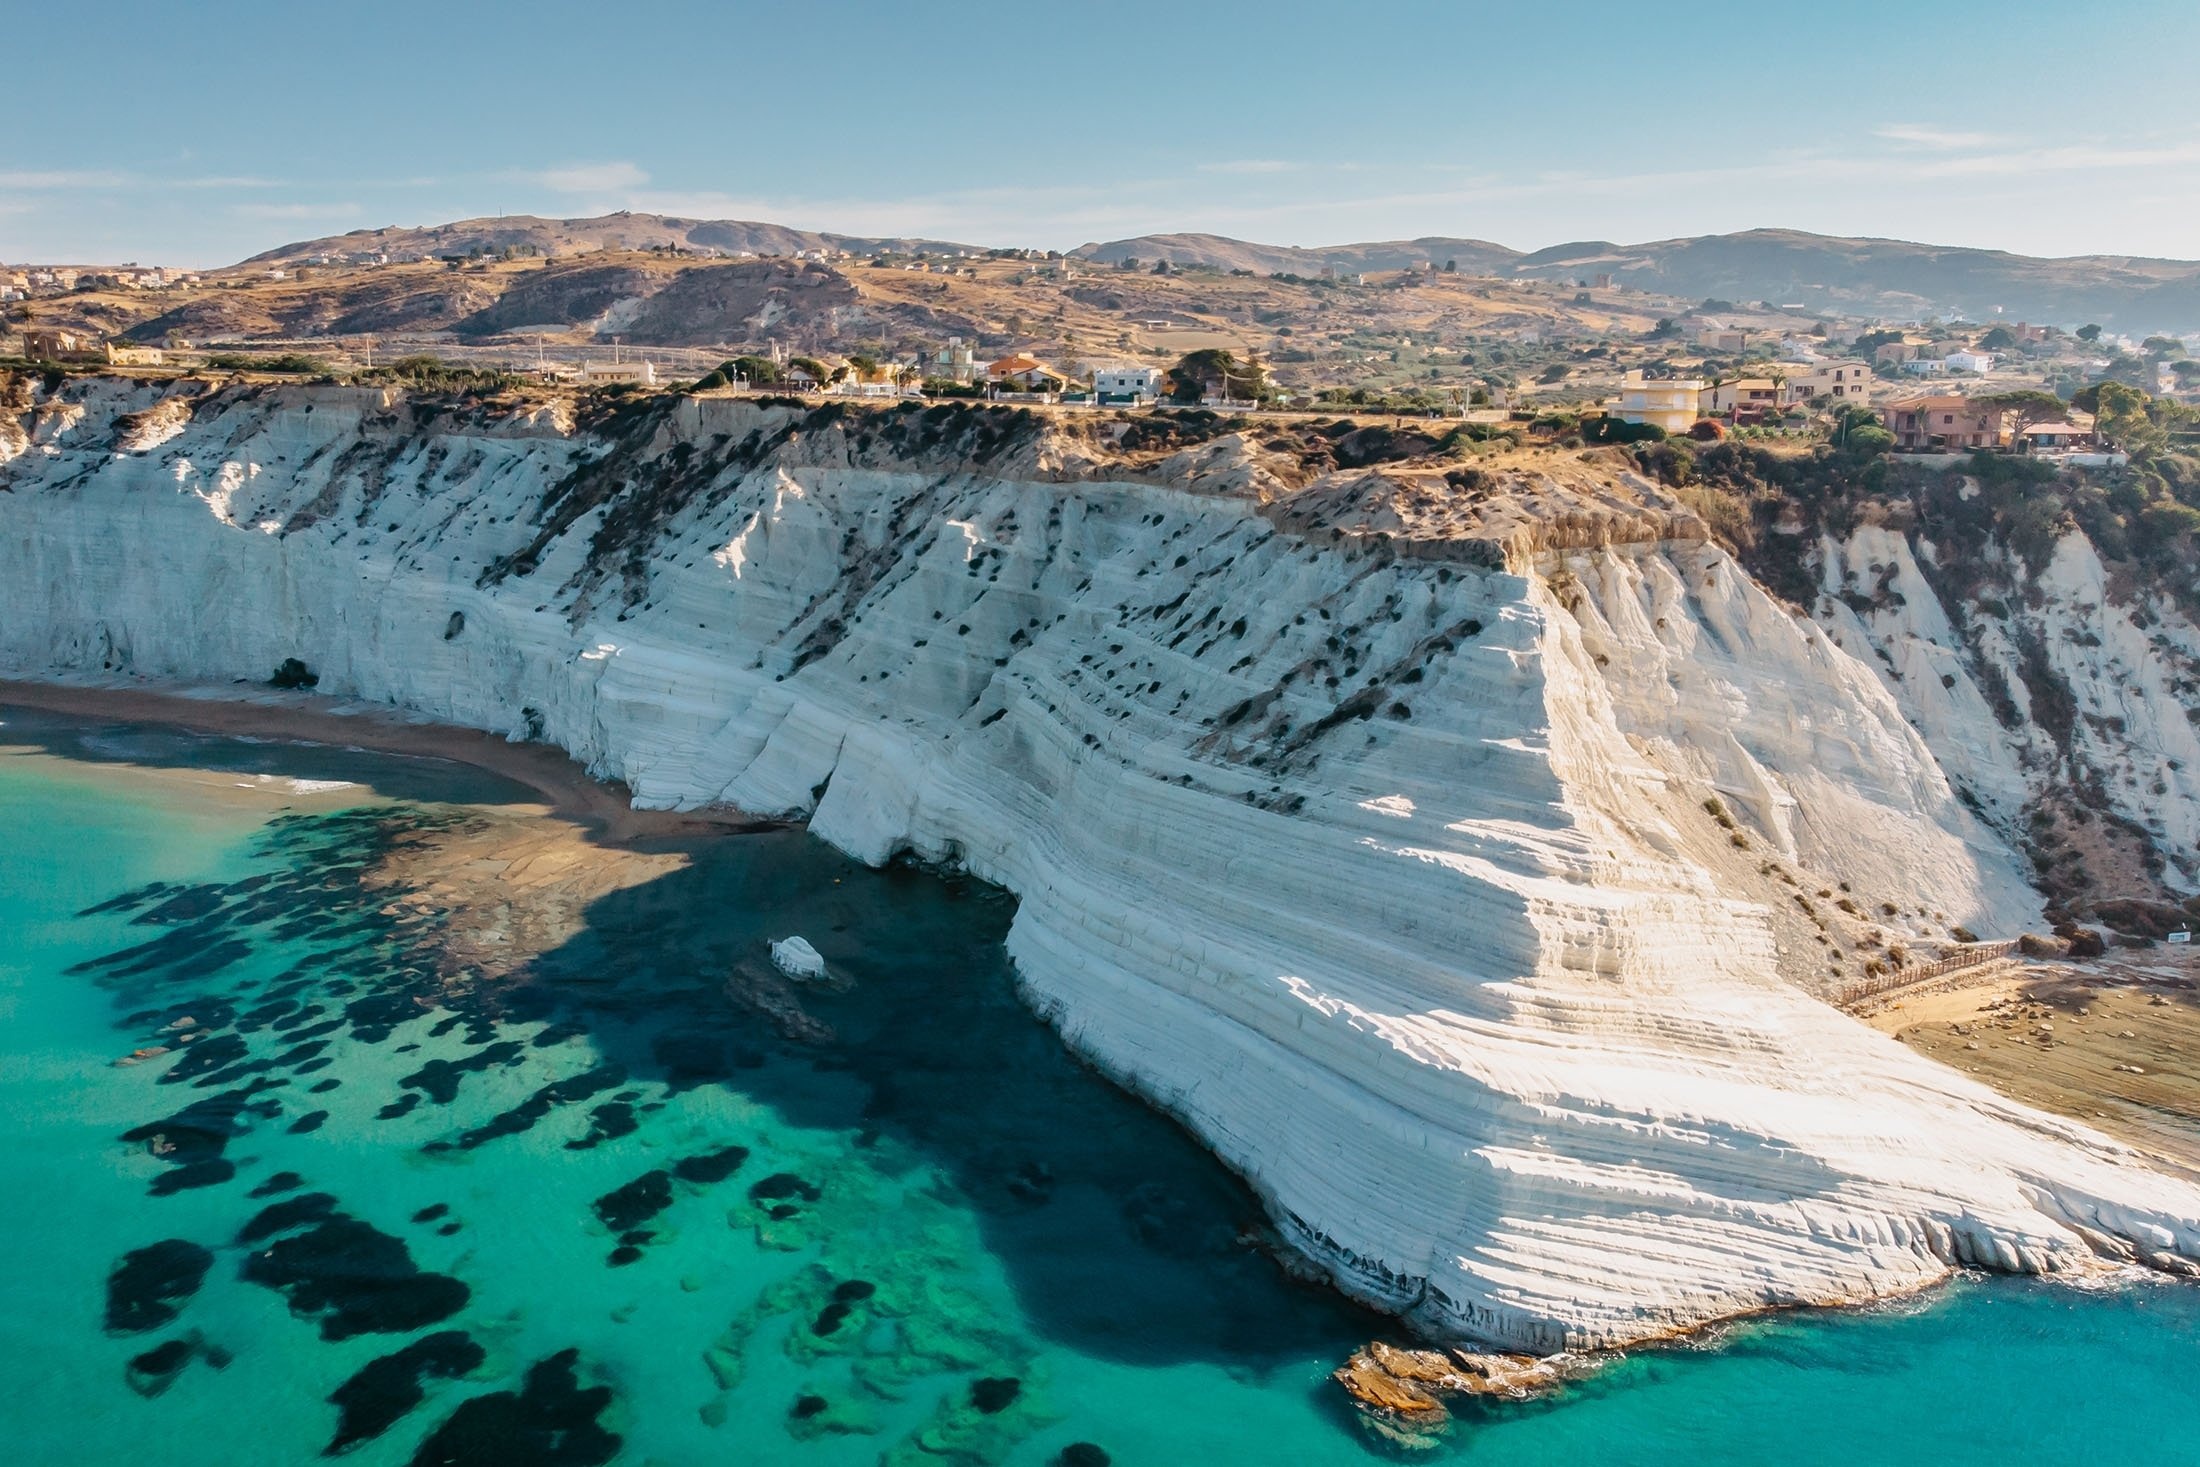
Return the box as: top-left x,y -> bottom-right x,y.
326,1329 -> 485,1455
406,1349 -> 619,1467
238,1199 -> 468,1341
126,1337 -> 195,1397
592,1170 -> 672,1234
671,1144 -> 749,1185
105,1239 -> 214,1334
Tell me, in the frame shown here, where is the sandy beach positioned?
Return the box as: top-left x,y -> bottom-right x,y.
0,673 -> 783,991
1864,951 -> 2200,1179
0,676 -> 776,846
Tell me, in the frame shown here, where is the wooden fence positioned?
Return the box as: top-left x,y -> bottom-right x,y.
1830,939 -> 2020,1009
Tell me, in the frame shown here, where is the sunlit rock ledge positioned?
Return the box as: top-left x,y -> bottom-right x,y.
5,376 -> 2198,1351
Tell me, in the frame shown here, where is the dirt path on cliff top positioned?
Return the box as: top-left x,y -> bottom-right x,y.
0,677 -> 776,846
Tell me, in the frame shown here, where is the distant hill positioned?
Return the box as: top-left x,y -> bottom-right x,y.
1074,227 -> 2200,329
1070,232 -> 1520,277
1506,229 -> 2200,327
227,216 -> 2200,330
240,213 -> 990,267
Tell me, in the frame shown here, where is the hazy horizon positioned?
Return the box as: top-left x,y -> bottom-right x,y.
7,0 -> 2198,268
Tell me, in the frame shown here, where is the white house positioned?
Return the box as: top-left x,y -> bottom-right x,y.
1095,365 -> 1163,404
1944,349 -> 1994,374
929,337 -> 978,383
578,360 -> 657,386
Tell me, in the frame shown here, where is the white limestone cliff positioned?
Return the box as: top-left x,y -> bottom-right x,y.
5,378 -> 2198,1351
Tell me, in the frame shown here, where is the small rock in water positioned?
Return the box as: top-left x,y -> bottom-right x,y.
1332,1339 -> 1574,1449
769,937 -> 827,982
1056,1447 -> 1112,1467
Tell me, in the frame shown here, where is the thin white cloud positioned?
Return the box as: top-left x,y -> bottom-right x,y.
0,169 -> 132,188
1199,159 -> 1298,174
0,169 -> 284,191
1910,138 -> 2200,178
534,161 -> 650,192
233,201 -> 362,221
1876,123 -> 2000,151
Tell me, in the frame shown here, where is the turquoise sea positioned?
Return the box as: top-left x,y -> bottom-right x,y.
2,704 -> 2197,1466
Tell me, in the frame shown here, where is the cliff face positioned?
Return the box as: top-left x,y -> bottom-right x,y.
6,378 -> 2199,1351
1809,521 -> 2200,910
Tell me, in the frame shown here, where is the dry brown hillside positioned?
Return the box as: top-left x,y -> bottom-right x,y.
24,247 -> 1679,401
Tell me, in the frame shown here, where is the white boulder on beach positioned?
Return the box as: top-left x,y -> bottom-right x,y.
769,936 -> 827,982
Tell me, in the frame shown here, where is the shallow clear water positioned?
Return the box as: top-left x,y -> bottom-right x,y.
2,708 -> 2197,1467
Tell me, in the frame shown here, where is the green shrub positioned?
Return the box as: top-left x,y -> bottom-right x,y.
1582,415 -> 1665,445
2141,501 -> 2200,539
205,352 -> 328,375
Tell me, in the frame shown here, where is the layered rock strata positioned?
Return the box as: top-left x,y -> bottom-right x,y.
6,378 -> 2198,1350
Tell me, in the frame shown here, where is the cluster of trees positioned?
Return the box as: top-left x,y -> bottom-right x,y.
1164,349 -> 1276,404
360,354 -> 521,392
205,352 -> 330,376
694,354 -> 841,391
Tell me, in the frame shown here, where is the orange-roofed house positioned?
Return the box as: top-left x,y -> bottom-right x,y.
985,353 -> 1066,390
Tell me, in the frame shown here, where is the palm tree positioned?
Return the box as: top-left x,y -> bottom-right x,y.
1703,367 -> 1737,421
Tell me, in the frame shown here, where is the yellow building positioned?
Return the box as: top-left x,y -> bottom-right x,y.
1607,371 -> 1704,433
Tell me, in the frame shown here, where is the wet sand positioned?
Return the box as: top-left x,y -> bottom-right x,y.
0,676 -> 776,845
1864,951 -> 2200,1179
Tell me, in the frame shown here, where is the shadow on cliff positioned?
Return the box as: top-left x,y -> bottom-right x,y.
514,824 -> 1383,1369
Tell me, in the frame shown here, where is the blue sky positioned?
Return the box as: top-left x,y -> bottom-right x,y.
8,0 -> 2198,267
